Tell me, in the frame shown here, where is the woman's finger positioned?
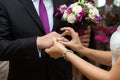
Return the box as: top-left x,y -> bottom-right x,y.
60,30 -> 70,37
57,37 -> 69,42
61,27 -> 77,38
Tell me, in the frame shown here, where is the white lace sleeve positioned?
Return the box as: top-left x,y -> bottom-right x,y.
110,25 -> 120,65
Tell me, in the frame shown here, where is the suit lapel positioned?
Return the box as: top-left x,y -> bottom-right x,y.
52,0 -> 73,31
19,0 -> 45,34
52,0 -> 65,31
19,0 -> 72,33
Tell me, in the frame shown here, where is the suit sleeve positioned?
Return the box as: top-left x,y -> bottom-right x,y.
0,2 -> 39,61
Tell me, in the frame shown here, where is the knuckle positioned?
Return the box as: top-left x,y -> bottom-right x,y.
75,32 -> 78,36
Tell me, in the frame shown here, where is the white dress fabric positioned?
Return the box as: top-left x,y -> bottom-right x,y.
0,61 -> 9,80
110,26 -> 120,66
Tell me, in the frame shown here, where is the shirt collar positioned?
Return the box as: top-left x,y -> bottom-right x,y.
32,0 -> 38,2
106,4 -> 113,8
32,0 -> 48,2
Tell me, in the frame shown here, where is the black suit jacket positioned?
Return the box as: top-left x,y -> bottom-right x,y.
0,0 -> 74,80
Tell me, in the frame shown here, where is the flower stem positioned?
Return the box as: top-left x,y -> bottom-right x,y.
78,0 -> 84,3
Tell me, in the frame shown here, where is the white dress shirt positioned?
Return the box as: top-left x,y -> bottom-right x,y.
32,0 -> 54,57
105,4 -> 113,13
32,0 -> 54,31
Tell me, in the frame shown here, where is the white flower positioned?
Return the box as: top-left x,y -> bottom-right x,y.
67,13 -> 76,23
72,5 -> 82,15
69,2 -> 78,8
85,3 -> 93,8
62,11 -> 69,20
61,4 -> 67,8
59,4 -> 67,12
92,7 -> 99,14
88,7 -> 99,19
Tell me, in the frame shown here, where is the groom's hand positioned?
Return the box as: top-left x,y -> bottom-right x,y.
37,32 -> 61,49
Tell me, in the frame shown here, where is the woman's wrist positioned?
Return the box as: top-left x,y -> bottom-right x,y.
63,49 -> 73,61
77,46 -> 86,54
75,45 -> 84,53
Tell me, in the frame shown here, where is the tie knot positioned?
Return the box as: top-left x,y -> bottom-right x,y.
40,0 -> 43,3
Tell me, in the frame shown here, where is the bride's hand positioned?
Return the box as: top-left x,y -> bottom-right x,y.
45,38 -> 68,59
60,27 -> 84,52
80,26 -> 91,47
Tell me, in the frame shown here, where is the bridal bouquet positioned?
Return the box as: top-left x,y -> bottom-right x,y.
55,0 -> 101,35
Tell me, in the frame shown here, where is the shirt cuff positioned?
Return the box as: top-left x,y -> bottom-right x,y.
37,48 -> 41,58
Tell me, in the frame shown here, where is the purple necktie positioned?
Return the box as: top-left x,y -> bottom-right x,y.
39,0 -> 50,34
